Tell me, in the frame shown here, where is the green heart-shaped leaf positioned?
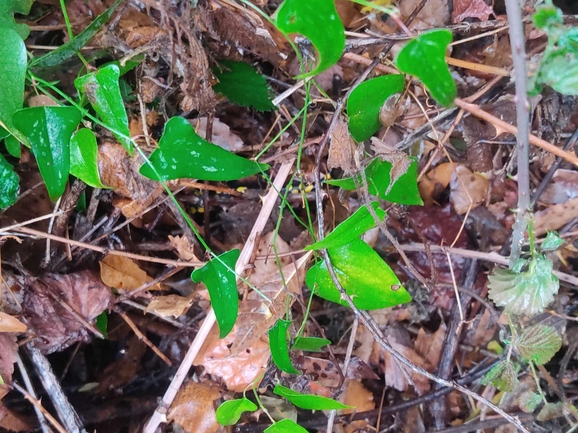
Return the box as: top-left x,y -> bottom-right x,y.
264,419 -> 308,433
306,201 -> 385,251
13,106 -> 81,200
269,319 -> 300,375
291,336 -> 331,351
75,65 -> 132,154
213,61 -> 275,111
139,116 -> 268,182
347,75 -> 405,141
216,398 -> 258,426
306,238 -> 411,310
0,0 -> 33,40
191,249 -> 240,338
0,153 -> 19,209
273,384 -> 352,410
326,157 -> 423,205
4,135 -> 21,158
70,128 -> 107,188
276,0 -> 345,78
0,29 -> 27,144
395,29 -> 456,108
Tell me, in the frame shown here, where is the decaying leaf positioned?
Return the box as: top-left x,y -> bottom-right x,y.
449,165 -> 489,215
0,312 -> 26,333
168,235 -> 200,262
168,380 -> 222,433
534,196 -> 578,236
418,162 -> 454,205
328,116 -> 356,175
146,294 -> 193,318
100,255 -> 162,292
452,0 -> 494,23
370,137 -> 412,195
0,403 -> 33,431
191,118 -> 244,152
22,271 -> 114,354
0,334 -> 17,387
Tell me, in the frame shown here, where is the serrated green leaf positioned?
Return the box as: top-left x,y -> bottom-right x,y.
533,51 -> 578,95
481,360 -> 519,392
13,106 -> 82,201
275,0 -> 345,78
269,319 -> 300,375
519,391 -> 542,413
70,128 -> 107,189
30,0 -> 122,69
291,336 -> 331,351
4,135 -> 21,158
537,401 -> 563,421
139,116 -> 268,182
0,153 -> 19,209
306,202 -> 385,251
191,249 -> 240,338
514,324 -> 562,365
213,61 -> 274,111
216,398 -> 258,426
0,0 -> 33,40
395,29 -> 456,108
0,29 -> 27,144
326,157 -> 423,205
305,238 -> 411,310
541,231 -> 564,251
75,65 -> 132,154
264,419 -> 308,433
273,384 -> 352,410
488,256 -> 559,316
346,75 -> 405,142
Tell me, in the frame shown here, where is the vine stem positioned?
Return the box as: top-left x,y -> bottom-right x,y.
504,0 -> 531,262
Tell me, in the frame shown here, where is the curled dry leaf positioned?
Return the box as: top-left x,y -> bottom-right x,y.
0,312 -> 26,333
450,165 -> 489,215
370,137 -> 412,195
328,115 -> 356,175
168,235 -> 200,262
168,380 -> 222,433
146,294 -> 193,318
22,271 -> 114,354
100,255 -> 162,292
534,197 -> 578,236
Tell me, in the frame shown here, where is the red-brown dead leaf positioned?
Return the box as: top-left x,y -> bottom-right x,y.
0,334 -> 17,388
414,322 -> 446,370
452,0 -> 494,23
328,116 -> 356,175
22,271 -> 114,354
0,403 -> 33,431
465,309 -> 497,348
0,313 -> 26,333
99,255 -> 162,292
169,380 -> 222,433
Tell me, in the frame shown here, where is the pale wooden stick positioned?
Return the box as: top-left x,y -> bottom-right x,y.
143,159 -> 295,433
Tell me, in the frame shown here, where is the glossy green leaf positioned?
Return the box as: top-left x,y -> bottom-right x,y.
0,29 -> 27,144
269,319 -> 300,374
0,153 -> 19,209
30,0 -> 121,69
326,157 -> 423,205
4,135 -> 21,158
0,0 -> 33,40
395,29 -> 456,108
213,61 -> 274,111
70,128 -> 106,188
514,324 -> 562,365
139,116 -> 268,182
75,64 -> 132,154
274,384 -> 352,410
264,419 -> 308,433
13,106 -> 81,200
216,398 -> 258,426
191,249 -> 240,338
95,311 -> 108,339
291,336 -> 331,351
488,256 -> 559,316
541,231 -> 564,251
275,0 -> 345,78
306,238 -> 411,310
306,202 -> 385,251
0,126 -> 8,141
347,75 -> 404,142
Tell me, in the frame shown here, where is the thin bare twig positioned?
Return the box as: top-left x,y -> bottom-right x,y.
15,354 -> 52,433
12,382 -> 68,433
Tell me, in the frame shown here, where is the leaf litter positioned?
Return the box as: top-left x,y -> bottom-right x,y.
2,0 -> 578,432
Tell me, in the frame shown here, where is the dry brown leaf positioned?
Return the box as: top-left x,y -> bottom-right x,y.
27,95 -> 58,107
232,251 -> 311,354
248,231 -> 292,287
419,162 -> 454,205
0,334 -> 17,387
0,313 -> 26,333
22,271 -> 114,354
168,380 -> 222,433
465,309 -> 497,348
542,169 -> 578,204
534,197 -> 578,236
343,380 -> 375,433
168,235 -> 200,262
100,255 -> 161,292
194,324 -> 270,392
450,165 -> 489,215
414,322 -> 446,370
191,118 -> 244,152
400,0 -> 449,30
146,295 -> 193,318
452,0 -> 494,23
328,116 -> 356,175
371,137 -> 412,195
0,403 -> 33,431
